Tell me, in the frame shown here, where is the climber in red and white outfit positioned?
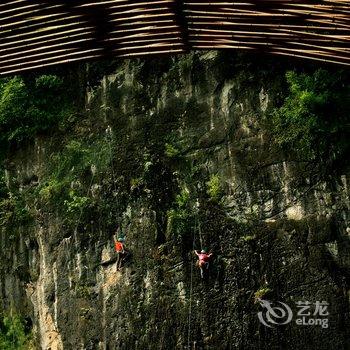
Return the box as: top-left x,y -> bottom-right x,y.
194,249 -> 213,278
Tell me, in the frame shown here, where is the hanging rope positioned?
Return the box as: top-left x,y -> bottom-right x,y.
187,199 -> 203,349
106,125 -> 118,197
187,213 -> 197,350
195,198 -> 203,251
106,125 -> 124,238
198,219 -> 203,251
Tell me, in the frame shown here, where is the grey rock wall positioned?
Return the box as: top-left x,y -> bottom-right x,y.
0,52 -> 349,350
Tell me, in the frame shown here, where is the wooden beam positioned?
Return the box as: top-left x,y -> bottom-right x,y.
0,0 -> 349,75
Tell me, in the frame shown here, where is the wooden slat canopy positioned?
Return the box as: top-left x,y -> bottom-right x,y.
0,0 -> 349,76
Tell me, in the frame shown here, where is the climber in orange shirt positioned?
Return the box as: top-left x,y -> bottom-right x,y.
115,237 -> 128,270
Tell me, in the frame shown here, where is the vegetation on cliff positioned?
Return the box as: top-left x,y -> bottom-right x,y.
0,75 -> 74,145
0,313 -> 33,350
0,55 -> 349,348
0,63 -> 348,245
270,69 -> 349,161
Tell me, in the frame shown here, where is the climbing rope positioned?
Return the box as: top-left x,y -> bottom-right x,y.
195,198 -> 203,251
106,125 -> 118,197
106,125 -> 124,236
198,218 -> 203,251
187,201 -> 202,349
187,214 -> 196,350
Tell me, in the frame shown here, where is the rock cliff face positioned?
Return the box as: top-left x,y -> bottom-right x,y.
0,52 -> 349,349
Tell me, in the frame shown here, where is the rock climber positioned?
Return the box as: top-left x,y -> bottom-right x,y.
194,249 -> 213,278
115,237 -> 128,270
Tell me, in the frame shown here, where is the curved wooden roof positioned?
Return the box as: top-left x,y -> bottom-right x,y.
0,0 -> 349,76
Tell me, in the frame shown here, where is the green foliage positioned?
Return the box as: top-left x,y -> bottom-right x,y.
0,75 -> 73,143
167,187 -> 193,236
39,139 -> 110,207
0,171 -> 32,237
54,140 -> 91,179
0,195 -> 32,228
254,287 -> 271,302
0,199 -> 13,227
0,171 -> 7,198
76,284 -> 93,299
64,190 -> 90,215
38,179 -> 63,203
241,234 -> 256,242
130,177 -> 143,189
0,313 -> 32,350
164,143 -> 180,158
206,174 -> 222,201
270,69 -> 350,160
175,187 -> 190,208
